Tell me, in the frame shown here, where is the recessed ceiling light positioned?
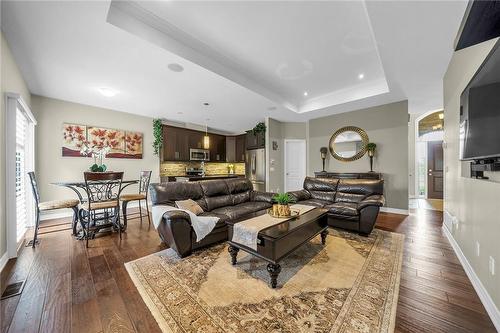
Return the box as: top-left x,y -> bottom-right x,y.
203,102 -> 210,106
303,91 -> 308,97
97,87 -> 118,97
358,73 -> 365,80
168,63 -> 184,72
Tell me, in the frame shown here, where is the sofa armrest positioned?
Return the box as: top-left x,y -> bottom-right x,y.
358,194 -> 385,210
288,189 -> 311,202
251,191 -> 276,204
156,209 -> 194,258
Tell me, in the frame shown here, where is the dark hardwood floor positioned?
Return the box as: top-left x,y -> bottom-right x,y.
1,208 -> 497,332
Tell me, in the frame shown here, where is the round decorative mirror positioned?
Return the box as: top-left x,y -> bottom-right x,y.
329,126 -> 369,161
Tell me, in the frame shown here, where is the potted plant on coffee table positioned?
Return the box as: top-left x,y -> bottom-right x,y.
272,193 -> 296,217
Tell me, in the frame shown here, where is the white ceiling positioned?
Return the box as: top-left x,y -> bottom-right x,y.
1,1 -> 467,133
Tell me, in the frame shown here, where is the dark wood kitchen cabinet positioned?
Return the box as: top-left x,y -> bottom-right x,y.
246,131 -> 264,149
235,134 -> 246,162
210,134 -> 226,161
163,126 -> 189,161
226,134 -> 245,163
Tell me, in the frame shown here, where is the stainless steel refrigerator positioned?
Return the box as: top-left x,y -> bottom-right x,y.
245,148 -> 266,191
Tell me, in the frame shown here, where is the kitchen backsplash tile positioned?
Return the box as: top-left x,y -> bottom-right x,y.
161,162 -> 245,176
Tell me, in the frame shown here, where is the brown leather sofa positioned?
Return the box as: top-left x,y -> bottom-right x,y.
288,177 -> 385,235
149,178 -> 274,257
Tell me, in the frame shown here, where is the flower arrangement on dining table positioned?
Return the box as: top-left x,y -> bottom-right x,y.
80,141 -> 111,172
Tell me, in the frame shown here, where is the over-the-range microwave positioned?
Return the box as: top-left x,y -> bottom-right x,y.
190,148 -> 210,161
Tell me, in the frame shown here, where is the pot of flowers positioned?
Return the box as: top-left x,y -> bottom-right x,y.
271,193 -> 296,217
80,142 -> 111,172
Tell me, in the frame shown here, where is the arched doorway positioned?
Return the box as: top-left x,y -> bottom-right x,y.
411,110 -> 444,210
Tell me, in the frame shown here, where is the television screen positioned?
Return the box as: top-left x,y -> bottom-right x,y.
460,40 -> 500,161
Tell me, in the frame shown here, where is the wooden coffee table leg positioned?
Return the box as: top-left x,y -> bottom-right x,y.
228,245 -> 239,265
267,263 -> 281,288
321,229 -> 328,245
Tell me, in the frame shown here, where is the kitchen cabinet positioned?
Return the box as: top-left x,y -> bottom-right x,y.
210,134 -> 226,161
246,131 -> 264,149
163,125 -> 244,162
235,134 -> 246,162
188,130 -> 204,150
164,126 -> 186,161
226,136 -> 236,162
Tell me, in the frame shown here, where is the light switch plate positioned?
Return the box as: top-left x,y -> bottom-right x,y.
476,241 -> 480,257
489,256 -> 495,276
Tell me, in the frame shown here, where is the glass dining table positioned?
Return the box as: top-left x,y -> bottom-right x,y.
51,179 -> 138,238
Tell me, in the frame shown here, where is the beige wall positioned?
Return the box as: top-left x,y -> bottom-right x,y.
1,32 -> 32,258
31,96 -> 160,211
443,38 -> 500,310
408,113 -> 417,198
308,101 -> 409,210
267,119 -> 307,193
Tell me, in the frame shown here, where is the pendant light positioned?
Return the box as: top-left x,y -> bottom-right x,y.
203,123 -> 210,149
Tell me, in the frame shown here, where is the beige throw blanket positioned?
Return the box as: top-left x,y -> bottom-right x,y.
231,204 -> 316,250
152,205 -> 219,242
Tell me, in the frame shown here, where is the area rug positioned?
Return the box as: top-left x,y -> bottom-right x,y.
125,229 -> 404,333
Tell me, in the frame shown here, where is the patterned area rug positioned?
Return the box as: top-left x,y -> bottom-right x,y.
125,229 -> 404,333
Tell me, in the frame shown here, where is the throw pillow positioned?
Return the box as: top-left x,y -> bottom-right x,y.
175,199 -> 204,215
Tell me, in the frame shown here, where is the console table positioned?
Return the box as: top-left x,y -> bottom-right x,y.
314,171 -> 383,180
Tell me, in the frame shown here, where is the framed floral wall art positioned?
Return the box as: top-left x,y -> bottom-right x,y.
62,123 -> 143,159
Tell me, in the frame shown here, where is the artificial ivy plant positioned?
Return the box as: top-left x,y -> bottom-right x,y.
152,119 -> 163,156
252,122 -> 266,135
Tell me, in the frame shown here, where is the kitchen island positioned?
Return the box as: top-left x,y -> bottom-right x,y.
162,174 -> 245,182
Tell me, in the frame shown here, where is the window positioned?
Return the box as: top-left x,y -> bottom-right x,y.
5,93 -> 36,258
15,108 -> 29,242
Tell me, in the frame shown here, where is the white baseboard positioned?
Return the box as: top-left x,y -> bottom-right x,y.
0,252 -> 9,273
40,201 -> 150,221
380,207 -> 409,215
442,224 -> 500,331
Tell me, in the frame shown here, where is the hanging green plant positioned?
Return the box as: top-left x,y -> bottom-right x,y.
252,122 -> 266,135
152,119 -> 163,156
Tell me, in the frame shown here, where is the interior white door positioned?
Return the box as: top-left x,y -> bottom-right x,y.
285,140 -> 306,192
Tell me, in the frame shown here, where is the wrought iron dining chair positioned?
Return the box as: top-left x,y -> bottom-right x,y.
120,171 -> 152,227
80,172 -> 124,247
27,172 -> 80,247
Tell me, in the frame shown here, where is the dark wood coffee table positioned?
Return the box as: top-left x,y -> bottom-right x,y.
226,208 -> 328,288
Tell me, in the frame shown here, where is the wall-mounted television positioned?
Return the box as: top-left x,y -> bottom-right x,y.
460,40 -> 500,162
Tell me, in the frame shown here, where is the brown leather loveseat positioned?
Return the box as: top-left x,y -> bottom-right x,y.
288,177 -> 385,235
149,178 -> 274,257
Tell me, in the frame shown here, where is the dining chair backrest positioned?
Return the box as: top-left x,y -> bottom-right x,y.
27,171 -> 40,207
83,172 -> 124,204
139,171 -> 152,195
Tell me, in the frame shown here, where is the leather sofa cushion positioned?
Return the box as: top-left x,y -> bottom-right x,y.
205,195 -> 233,211
149,182 -> 203,206
296,199 -> 331,208
212,201 -> 270,219
335,192 -> 366,204
304,177 -> 339,192
309,190 -> 336,203
288,189 -> 311,201
251,191 -> 275,203
226,178 -> 253,194
337,179 -> 384,196
232,191 -> 250,205
200,180 -> 230,197
325,202 -> 359,216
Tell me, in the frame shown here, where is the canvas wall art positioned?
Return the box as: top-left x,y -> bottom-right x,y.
62,123 -> 143,159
